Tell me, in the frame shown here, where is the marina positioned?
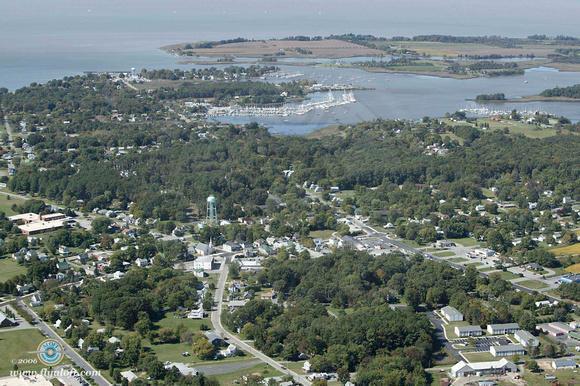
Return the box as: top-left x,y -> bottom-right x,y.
207,90 -> 356,118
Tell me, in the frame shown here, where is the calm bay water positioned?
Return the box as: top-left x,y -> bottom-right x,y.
2,0 -> 580,133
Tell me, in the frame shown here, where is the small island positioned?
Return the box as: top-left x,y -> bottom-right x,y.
471,85 -> 580,103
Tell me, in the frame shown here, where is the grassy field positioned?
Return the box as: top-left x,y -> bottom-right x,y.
499,271 -> 521,280
461,351 -> 496,363
547,266 -> 570,278
447,257 -> 468,263
282,360 -> 307,374
0,329 -> 71,376
565,263 -> 580,273
432,251 -> 456,258
0,258 -> 27,282
447,238 -> 481,247
431,347 -> 457,367
155,313 -> 211,332
520,366 -> 580,385
552,244 -> 580,256
401,239 -> 423,248
441,117 -> 559,139
477,266 -> 497,272
326,306 -> 354,316
517,280 -> 549,290
0,193 -> 28,216
211,362 -> 283,385
442,321 -> 471,340
465,262 -> 484,268
309,229 -> 335,240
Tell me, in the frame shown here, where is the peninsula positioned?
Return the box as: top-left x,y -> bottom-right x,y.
163,34 -> 580,79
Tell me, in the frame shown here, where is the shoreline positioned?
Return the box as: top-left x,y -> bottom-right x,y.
466,96 -> 580,103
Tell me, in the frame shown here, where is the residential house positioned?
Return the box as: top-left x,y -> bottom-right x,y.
261,291 -> 276,300
164,363 -> 198,377
58,246 -> 70,256
219,344 -> 238,358
223,241 -> 240,252
135,258 -> 149,267
187,307 -> 204,319
204,332 -> 223,346
120,371 -> 139,383
57,260 -> 70,271
229,281 -> 246,294
16,284 -> 34,295
525,263 -> 542,271
0,311 -> 16,328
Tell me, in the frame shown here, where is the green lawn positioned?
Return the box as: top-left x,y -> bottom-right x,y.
448,257 -> 468,263
400,239 -> 423,248
517,280 -> 549,290
461,351 -> 496,363
442,321 -> 471,340
309,230 -> 335,240
432,251 -> 456,258
447,238 -> 481,247
0,193 -> 28,216
0,258 -> 27,282
155,313 -> 211,332
499,271 -> 521,280
211,362 -> 283,385
477,266 -> 497,272
548,266 -> 571,277
0,329 -> 71,376
465,262 -> 484,268
326,306 -> 354,317
281,360 -> 307,374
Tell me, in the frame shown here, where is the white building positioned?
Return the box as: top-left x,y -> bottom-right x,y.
514,330 -> 539,347
441,306 -> 463,322
451,359 -> 517,378
193,256 -> 214,270
490,344 -> 525,357
487,323 -> 520,335
455,325 -> 483,337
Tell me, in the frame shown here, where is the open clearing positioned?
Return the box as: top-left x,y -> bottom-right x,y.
552,244 -> 580,256
517,280 -> 549,290
0,329 -> 71,376
0,258 -> 26,282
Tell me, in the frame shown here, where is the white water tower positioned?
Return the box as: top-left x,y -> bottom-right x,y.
206,195 -> 217,226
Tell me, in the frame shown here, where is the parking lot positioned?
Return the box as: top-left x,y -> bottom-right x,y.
454,336 -> 514,352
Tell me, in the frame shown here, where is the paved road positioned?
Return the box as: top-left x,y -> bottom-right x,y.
211,256 -> 312,385
349,217 -> 563,304
3,113 -> 13,144
426,311 -> 464,362
16,300 -> 111,386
